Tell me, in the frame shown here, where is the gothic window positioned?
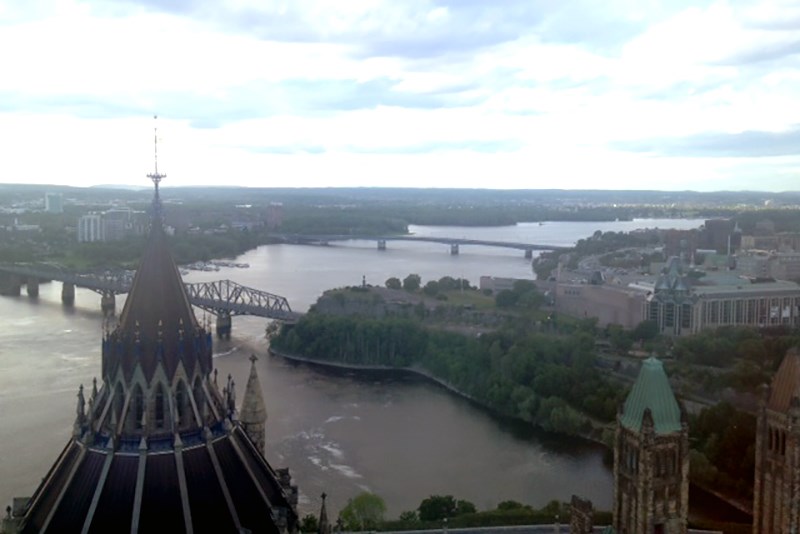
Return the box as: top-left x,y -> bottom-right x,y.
649,302 -> 660,323
155,384 -> 165,429
681,304 -> 692,329
176,380 -> 187,428
134,385 -> 144,430
113,382 -> 125,424
665,303 -> 675,328
194,377 -> 205,421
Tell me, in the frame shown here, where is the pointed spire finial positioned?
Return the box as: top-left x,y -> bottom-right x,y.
76,384 -> 86,419
147,115 -> 166,223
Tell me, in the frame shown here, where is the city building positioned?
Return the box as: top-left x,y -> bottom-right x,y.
77,207 -> 147,243
645,259 -> 800,335
44,193 -> 63,214
4,172 -> 299,533
613,357 -> 689,534
78,213 -> 104,242
738,251 -> 800,282
753,347 -> 800,533
555,257 -> 800,335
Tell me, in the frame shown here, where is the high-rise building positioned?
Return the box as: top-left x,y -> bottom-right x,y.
753,347 -> 800,533
78,213 -> 104,242
6,163 -> 298,533
44,193 -> 63,214
613,357 -> 689,534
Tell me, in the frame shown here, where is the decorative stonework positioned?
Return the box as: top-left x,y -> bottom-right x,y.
613,358 -> 689,534
753,348 -> 800,533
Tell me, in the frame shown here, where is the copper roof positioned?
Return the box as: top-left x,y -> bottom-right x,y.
768,347 -> 800,412
620,357 -> 682,434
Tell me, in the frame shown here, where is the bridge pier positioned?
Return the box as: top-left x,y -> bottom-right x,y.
0,273 -> 21,296
450,243 -> 459,255
377,239 -> 387,251
62,283 -> 75,305
524,248 -> 533,259
101,293 -> 116,316
26,277 -> 39,298
216,312 -> 232,339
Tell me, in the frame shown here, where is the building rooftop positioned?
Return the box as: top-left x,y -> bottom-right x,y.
620,357 -> 682,434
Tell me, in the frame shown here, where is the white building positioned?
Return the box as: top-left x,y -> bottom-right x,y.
44,193 -> 63,213
78,213 -> 104,242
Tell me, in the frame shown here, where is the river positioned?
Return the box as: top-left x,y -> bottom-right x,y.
0,219 -> 713,519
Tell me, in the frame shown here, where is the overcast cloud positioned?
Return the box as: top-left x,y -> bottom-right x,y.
0,0 -> 798,190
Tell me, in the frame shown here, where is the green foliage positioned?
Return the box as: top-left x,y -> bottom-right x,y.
299,514 -> 319,533
385,277 -> 401,290
423,280 -> 440,296
496,500 -> 527,511
631,320 -> 659,341
273,311 -> 624,434
339,492 -> 386,531
417,495 -> 476,522
690,402 -> 756,498
398,510 -> 418,523
403,273 -> 421,292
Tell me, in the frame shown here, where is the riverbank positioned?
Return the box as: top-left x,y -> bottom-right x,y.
270,348 -> 753,522
271,348 -> 610,448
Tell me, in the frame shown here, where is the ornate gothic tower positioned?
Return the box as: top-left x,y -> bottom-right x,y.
241,354 -> 268,454
8,130 -> 299,534
753,347 -> 800,533
613,356 -> 689,534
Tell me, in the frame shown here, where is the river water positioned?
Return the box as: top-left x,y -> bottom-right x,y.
0,219 -> 708,518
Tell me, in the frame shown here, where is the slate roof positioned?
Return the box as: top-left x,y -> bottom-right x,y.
768,347 -> 800,413
20,426 -> 295,533
620,357 -> 682,434
104,219 -> 212,383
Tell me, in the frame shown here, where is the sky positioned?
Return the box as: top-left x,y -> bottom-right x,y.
0,0 -> 798,191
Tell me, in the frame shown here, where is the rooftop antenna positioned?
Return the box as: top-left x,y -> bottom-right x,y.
147,115 -> 166,222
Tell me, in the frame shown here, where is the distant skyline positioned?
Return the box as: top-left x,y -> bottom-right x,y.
0,0 -> 798,191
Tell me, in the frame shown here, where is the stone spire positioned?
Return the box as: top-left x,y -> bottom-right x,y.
318,492 -> 330,534
240,354 -> 268,454
73,384 -> 86,437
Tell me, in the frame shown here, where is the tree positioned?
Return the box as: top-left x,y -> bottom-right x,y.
497,500 -> 526,511
418,495 -> 456,522
385,277 -> 402,290
299,514 -> 319,533
403,273 -> 421,292
339,492 -> 386,531
423,280 -> 440,296
455,499 -> 476,516
495,289 -> 517,308
398,510 -> 418,523
632,319 -> 659,341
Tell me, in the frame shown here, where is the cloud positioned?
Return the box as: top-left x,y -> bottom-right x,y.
615,127 -> 800,158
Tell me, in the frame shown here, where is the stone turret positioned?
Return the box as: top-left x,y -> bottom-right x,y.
240,354 -> 268,454
613,356 -> 688,534
753,347 -> 800,533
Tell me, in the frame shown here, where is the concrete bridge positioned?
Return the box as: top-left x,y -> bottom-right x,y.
275,234 -> 569,258
0,264 -> 301,338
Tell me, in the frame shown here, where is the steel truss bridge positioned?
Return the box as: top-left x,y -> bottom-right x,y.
0,264 -> 300,322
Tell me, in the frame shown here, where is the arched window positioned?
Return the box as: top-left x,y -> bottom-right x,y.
176,381 -> 186,428
134,385 -> 144,430
155,384 -> 165,429
113,382 -> 125,425
193,377 -> 205,422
